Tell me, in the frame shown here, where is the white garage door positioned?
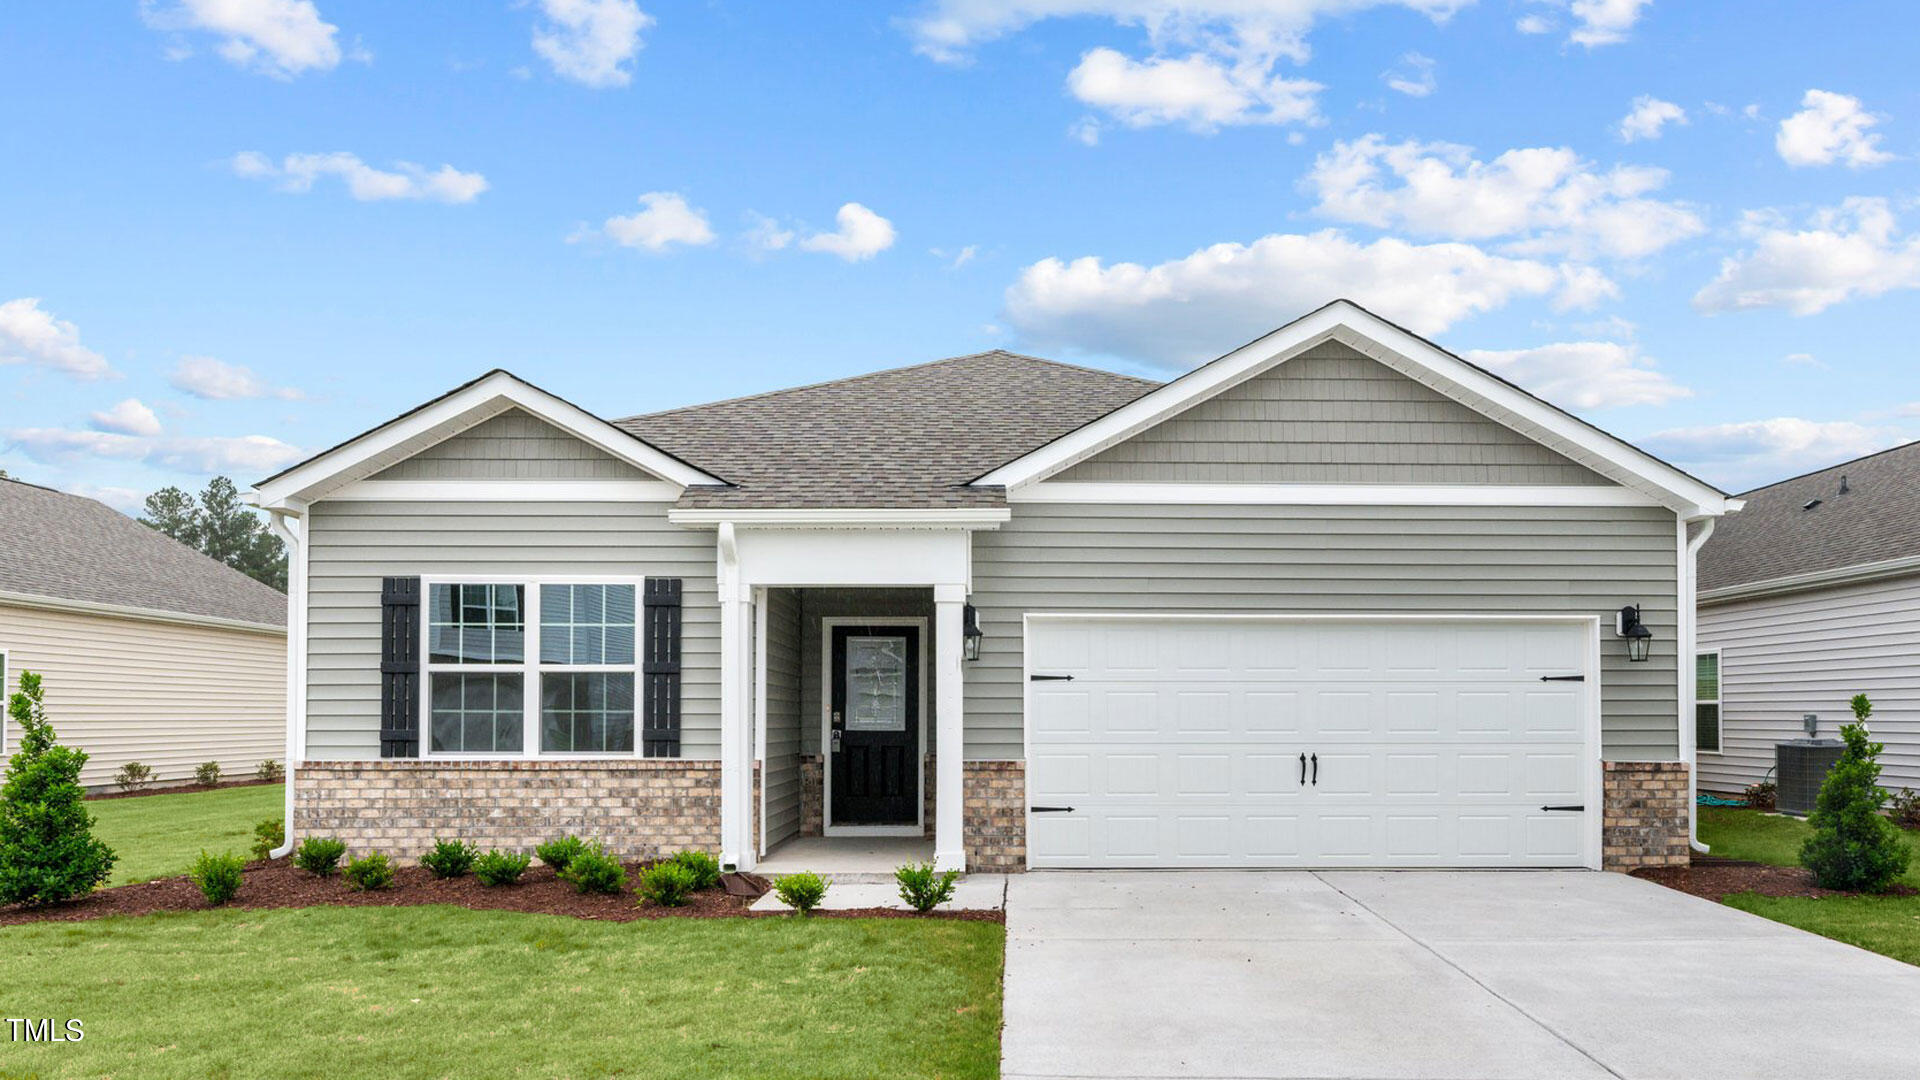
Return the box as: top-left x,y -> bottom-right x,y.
1025,617 -> 1596,869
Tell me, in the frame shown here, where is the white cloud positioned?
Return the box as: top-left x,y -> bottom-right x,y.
1462,341 -> 1689,410
67,483 -> 148,514
0,298 -> 114,381
1068,117 -> 1103,145
742,212 -> 795,254
1382,52 -> 1436,97
1782,352 -> 1820,366
1618,95 -> 1685,141
1303,135 -> 1704,260
1514,13 -> 1552,33
90,399 -> 163,437
1640,417 -> 1903,491
1003,229 -> 1598,368
1775,89 -> 1894,168
799,203 -> 898,261
1567,0 -> 1649,46
169,356 -> 305,400
531,0 -> 652,88
231,151 -> 488,203
1066,46 -> 1321,130
596,192 -> 716,252
1693,197 -> 1920,316
142,0 -> 345,78
3,427 -> 304,475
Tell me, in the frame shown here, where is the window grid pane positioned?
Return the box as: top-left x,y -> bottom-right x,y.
429,673 -> 524,753
428,583 -> 525,664
540,584 -> 636,665
541,673 -> 635,753
1696,703 -> 1721,752
1695,652 -> 1720,701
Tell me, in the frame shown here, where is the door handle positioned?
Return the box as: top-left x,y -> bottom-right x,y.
1311,753 -> 1318,786
1299,752 -> 1307,785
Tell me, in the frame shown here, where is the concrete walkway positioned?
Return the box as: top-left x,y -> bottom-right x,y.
1003,870 -> 1920,1080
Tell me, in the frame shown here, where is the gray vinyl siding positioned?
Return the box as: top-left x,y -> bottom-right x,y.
798,588 -> 936,757
762,587 -> 803,848
1055,343 -> 1608,485
1698,573 -> 1920,794
369,409 -> 652,481
966,503 -> 1680,761
304,500 -> 720,758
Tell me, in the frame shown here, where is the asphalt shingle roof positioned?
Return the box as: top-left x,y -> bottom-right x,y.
1699,440 -> 1920,591
615,350 -> 1160,509
0,478 -> 287,627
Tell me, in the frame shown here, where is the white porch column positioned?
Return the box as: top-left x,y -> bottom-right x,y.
717,524 -> 755,870
934,585 -> 967,873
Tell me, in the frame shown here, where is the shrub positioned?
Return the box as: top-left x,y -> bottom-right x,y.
668,849 -> 722,891
558,844 -> 627,895
114,761 -> 155,792
193,761 -> 222,787
0,672 -> 116,906
637,861 -> 699,907
255,759 -> 284,783
191,850 -> 245,905
420,838 -> 478,879
472,850 -> 532,886
1744,780 -> 1778,812
344,852 -> 396,891
535,835 -> 587,873
773,872 -> 828,915
894,861 -> 961,913
293,836 -> 348,877
250,818 -> 284,861
1888,788 -> 1920,829
1800,695 -> 1913,893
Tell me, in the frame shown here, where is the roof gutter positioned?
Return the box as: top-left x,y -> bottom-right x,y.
1700,551 -> 1920,605
0,590 -> 284,636
667,507 -> 1011,529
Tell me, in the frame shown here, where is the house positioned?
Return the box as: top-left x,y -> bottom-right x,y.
249,300 -> 1737,873
1697,441 -> 1920,797
0,477 -> 287,788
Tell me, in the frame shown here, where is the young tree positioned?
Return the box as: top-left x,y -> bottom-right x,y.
0,673 -> 116,905
1800,694 -> 1913,892
140,485 -> 201,546
139,477 -> 287,592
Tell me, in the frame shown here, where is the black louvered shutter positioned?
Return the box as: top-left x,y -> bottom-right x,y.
641,578 -> 683,757
379,576 -> 422,758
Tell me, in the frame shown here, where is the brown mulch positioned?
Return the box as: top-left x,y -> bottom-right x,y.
86,777 -> 281,801
1634,856 -> 1920,902
0,862 -> 1004,927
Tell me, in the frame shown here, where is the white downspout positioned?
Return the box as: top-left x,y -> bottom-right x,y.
1684,516 -> 1716,854
265,508 -> 304,859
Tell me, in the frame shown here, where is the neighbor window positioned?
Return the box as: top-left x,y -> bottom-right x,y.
424,581 -> 639,757
1695,650 -> 1721,754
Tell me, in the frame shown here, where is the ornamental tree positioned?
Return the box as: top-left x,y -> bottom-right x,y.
0,672 -> 116,905
1799,694 -> 1912,893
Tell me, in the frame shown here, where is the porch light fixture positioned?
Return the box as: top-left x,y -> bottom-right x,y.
1615,604 -> 1653,663
962,603 -> 983,662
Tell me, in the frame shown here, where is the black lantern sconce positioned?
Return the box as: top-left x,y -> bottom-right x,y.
962,603 -> 983,662
1615,604 -> 1653,662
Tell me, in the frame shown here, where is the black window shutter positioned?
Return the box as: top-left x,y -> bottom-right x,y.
379,576 -> 422,758
642,578 -> 683,758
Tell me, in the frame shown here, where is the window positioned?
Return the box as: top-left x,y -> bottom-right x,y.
423,581 -> 639,757
1695,650 -> 1721,754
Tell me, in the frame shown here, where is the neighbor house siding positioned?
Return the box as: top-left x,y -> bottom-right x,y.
0,602 -> 284,788
966,503 -> 1679,760
1697,573 -> 1920,794
761,586 -> 804,849
303,500 -> 720,759
368,409 -> 652,481
1054,343 -> 1609,486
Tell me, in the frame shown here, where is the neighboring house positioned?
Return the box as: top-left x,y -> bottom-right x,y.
250,300 -> 1737,874
0,477 -> 287,788
1697,441 -> 1920,796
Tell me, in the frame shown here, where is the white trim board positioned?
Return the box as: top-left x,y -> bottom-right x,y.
670,507 -> 1010,529
1012,482 -> 1662,507
0,589 -> 286,636
330,480 -> 683,502
818,615 -> 929,838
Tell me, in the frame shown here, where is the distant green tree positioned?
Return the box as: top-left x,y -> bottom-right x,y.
139,477 -> 286,592
0,672 -> 117,905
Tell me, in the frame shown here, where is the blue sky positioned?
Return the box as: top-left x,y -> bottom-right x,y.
2,1 -> 1916,508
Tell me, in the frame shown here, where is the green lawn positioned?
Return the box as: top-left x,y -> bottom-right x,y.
1699,806 -> 1920,965
0,906 -> 1004,1079
87,783 -> 283,885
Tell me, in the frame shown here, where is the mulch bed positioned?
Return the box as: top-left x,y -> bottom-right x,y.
0,861 -> 1004,927
86,778 -> 281,801
1634,856 -> 1919,902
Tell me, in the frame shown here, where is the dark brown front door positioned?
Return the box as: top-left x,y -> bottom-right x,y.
829,625 -> 919,826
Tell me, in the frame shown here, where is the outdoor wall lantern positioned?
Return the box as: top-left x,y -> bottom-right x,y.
1615,604 -> 1653,662
962,603 -> 983,662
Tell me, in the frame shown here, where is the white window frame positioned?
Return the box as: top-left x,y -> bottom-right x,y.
1695,648 -> 1723,755
419,575 -> 647,761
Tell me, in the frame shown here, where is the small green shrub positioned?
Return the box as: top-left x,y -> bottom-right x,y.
535,834 -> 587,872
193,761 -> 222,787
668,849 -> 722,891
113,761 -> 155,792
1887,787 -> 1920,829
0,671 -> 117,905
293,836 -> 347,877
558,844 -> 627,895
773,871 -> 828,915
472,850 -> 532,886
894,860 -> 961,913
1744,780 -> 1778,812
1800,695 -> 1913,892
190,850 -> 245,905
343,852 -> 396,891
637,861 -> 698,907
249,818 -> 284,861
419,838 -> 478,879
255,759 -> 284,783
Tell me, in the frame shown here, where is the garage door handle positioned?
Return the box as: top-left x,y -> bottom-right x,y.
1311,752 -> 1318,785
1029,674 -> 1075,681
1540,674 -> 1586,682
1540,804 -> 1585,812
1299,752 -> 1307,784
1030,806 -> 1075,813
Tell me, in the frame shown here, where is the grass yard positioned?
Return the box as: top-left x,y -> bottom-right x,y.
88,783 -> 283,885
1699,806 -> 1920,966
0,906 -> 1005,1079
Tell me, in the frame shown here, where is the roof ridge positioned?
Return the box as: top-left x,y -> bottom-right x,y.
1735,437 -> 1920,496
0,475 -> 63,496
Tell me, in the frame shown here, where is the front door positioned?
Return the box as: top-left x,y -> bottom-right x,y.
829,625 -> 920,827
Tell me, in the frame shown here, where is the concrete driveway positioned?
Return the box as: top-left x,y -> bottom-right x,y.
1003,870 -> 1920,1080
